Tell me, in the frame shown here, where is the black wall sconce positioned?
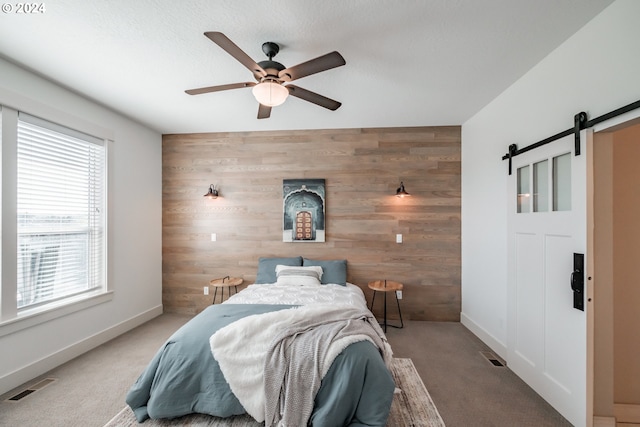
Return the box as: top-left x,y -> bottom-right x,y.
396,181 -> 411,198
204,184 -> 219,199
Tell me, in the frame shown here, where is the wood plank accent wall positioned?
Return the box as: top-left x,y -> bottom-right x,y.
162,126 -> 461,321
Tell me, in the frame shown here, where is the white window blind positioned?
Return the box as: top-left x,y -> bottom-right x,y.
16,113 -> 106,310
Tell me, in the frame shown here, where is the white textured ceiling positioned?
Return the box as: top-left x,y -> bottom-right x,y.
0,0 -> 614,134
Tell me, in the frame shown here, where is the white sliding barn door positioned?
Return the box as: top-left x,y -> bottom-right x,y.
507,132 -> 589,427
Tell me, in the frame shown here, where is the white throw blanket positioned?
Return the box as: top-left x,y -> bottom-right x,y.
209,305 -> 392,423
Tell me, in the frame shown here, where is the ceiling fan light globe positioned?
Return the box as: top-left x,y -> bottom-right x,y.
252,81 -> 289,107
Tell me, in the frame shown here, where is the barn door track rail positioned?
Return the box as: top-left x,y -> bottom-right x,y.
502,98 -> 640,174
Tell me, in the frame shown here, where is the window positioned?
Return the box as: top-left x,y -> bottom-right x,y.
533,160 -> 549,212
516,165 -> 530,213
552,153 -> 571,211
15,113 -> 106,310
516,153 -> 571,214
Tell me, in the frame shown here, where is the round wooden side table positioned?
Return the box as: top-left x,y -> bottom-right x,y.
368,280 -> 404,332
209,276 -> 243,304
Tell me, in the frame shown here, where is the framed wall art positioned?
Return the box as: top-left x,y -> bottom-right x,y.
282,179 -> 325,242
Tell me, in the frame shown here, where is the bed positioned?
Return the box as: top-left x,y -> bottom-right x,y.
126,257 -> 396,426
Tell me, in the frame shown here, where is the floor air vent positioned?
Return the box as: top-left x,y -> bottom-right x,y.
6,378 -> 57,402
480,351 -> 505,367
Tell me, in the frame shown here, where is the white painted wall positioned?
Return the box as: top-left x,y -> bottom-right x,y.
0,58 -> 162,395
461,0 -> 640,358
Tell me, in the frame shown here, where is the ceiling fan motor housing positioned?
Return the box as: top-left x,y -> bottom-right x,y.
255,60 -> 286,81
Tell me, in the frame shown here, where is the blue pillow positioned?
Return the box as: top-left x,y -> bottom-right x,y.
255,256 -> 302,284
302,258 -> 347,285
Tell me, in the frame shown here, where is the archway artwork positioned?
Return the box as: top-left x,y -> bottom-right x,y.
282,179 -> 325,242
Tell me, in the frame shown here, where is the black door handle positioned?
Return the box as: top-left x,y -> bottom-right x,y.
570,270 -> 583,293
571,253 -> 584,311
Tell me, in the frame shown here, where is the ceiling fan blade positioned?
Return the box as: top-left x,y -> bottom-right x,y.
204,32 -> 267,78
279,51 -> 345,82
257,103 -> 272,119
185,82 -> 256,95
286,85 -> 342,110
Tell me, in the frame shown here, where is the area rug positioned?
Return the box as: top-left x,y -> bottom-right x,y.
104,358 -> 445,427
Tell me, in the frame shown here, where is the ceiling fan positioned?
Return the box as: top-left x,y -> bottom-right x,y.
185,32 -> 346,119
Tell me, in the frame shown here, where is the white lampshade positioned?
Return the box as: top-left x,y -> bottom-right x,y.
252,81 -> 289,107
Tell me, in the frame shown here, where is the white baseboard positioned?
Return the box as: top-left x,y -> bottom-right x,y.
0,305 -> 163,396
615,403 -> 640,423
593,416 -> 616,427
460,312 -> 508,361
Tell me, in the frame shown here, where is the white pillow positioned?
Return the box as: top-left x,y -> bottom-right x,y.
275,265 -> 323,286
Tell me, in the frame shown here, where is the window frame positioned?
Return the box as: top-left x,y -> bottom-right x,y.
515,151 -> 572,215
0,104 -> 113,336
17,112 -> 106,310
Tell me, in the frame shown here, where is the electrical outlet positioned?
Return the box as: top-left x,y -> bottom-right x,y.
396,234 -> 403,243
204,286 -> 209,295
396,290 -> 402,300
210,233 -> 217,242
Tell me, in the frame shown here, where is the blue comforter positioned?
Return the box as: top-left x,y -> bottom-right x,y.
126,304 -> 395,426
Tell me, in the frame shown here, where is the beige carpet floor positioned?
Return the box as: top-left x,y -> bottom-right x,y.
104,358 -> 444,427
0,315 -> 572,426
